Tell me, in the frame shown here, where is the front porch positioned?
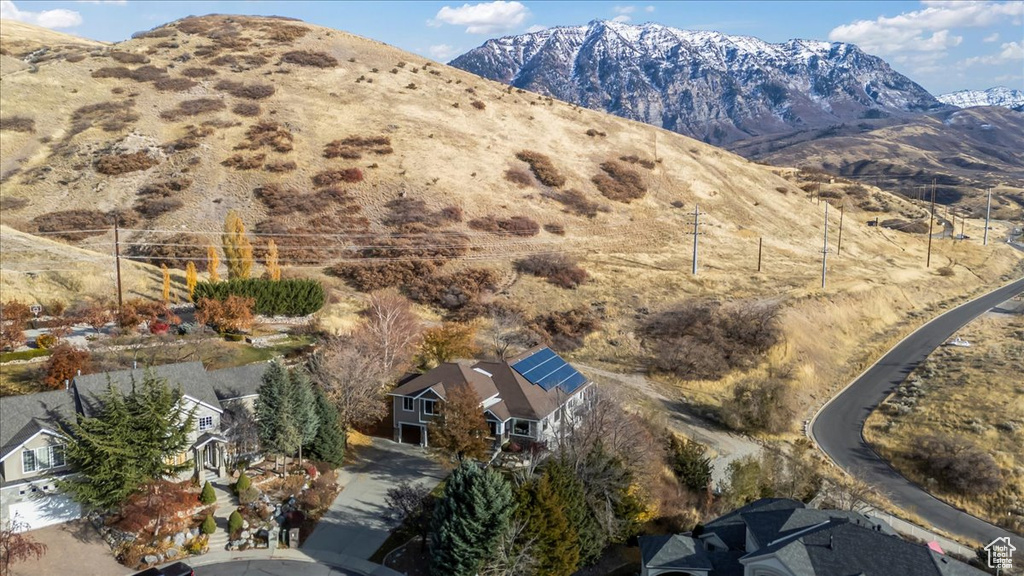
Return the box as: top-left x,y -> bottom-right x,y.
191,432 -> 228,479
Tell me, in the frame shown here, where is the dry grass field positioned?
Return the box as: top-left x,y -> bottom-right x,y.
1,15 -> 1022,427
865,300 -> 1024,533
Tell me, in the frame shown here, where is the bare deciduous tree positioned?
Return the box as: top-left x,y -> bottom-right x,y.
309,336 -> 388,430
485,308 -> 539,360
0,516 -> 47,575
480,518 -> 539,576
222,403 -> 260,464
356,289 -> 422,375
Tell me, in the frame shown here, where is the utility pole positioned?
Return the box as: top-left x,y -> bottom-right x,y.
926,180 -> 936,268
821,202 -> 829,289
960,208 -> 965,240
837,203 -> 845,255
983,186 -> 992,246
816,181 -> 821,205
689,204 -> 703,275
114,216 -> 124,318
757,237 -> 763,273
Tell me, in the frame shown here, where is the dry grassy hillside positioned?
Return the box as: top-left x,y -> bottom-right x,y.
1,15 -> 1021,416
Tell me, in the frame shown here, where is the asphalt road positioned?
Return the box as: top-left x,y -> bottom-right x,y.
812,276 -> 1024,550
195,560 -> 356,576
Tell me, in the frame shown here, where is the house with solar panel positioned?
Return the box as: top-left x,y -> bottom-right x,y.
388,346 -> 593,449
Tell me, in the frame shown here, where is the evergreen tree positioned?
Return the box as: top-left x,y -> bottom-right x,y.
291,370 -> 319,466
517,474 -> 579,576
668,435 -> 713,492
200,481 -> 216,505
57,373 -> 196,511
255,360 -> 289,454
544,458 -> 604,565
430,461 -> 514,576
221,210 -> 253,280
306,386 -> 346,467
256,361 -> 322,472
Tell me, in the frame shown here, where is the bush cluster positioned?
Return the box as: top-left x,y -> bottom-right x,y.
134,197 -> 183,219
192,278 -> 325,316
261,23 -> 309,43
592,160 -> 646,202
255,184 -> 351,215
214,80 -> 275,100
880,219 -> 930,234
530,307 -> 601,351
209,54 -> 268,69
911,434 -> 1003,495
221,153 -> 265,170
159,98 -> 226,121
109,51 -> 149,64
723,375 -> 796,434
640,300 -> 782,380
127,232 -> 206,269
281,50 -> 338,68
323,135 -> 393,159
92,65 -> 168,83
153,77 -> 198,92
470,100 -> 486,110
31,209 -> 137,241
545,188 -> 605,218
180,66 -> 218,78
95,151 -> 159,175
406,268 -> 499,315
619,155 -> 656,170
382,197 -> 462,229
163,124 -> 213,152
515,150 -> 565,187
70,101 -> 139,136
468,215 -> 540,236
0,116 -> 35,133
264,160 -> 296,172
515,253 -> 589,289
232,102 -> 261,117
312,168 -> 363,187
504,167 -> 533,187
236,121 -> 293,152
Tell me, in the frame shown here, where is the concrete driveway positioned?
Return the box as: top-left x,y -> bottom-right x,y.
11,520 -> 124,576
302,438 -> 445,561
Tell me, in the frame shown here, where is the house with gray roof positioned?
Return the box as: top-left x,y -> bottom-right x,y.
640,498 -> 986,576
388,346 -> 593,449
0,361 -> 270,532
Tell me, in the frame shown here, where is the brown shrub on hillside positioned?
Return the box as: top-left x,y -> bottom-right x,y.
255,184 -> 353,216
235,121 -> 293,152
881,219 -> 930,234
515,253 -> 589,288
232,102 -> 261,117
0,116 -> 35,133
95,151 -> 159,175
64,53 -> 86,63
640,299 -> 782,380
134,197 -> 184,219
159,98 -> 226,120
127,65 -> 169,82
619,155 -> 656,170
262,23 -> 309,43
329,260 -> 439,293
468,215 -> 540,237
91,66 -> 134,79
281,50 -> 338,68
153,77 -> 198,92
180,66 -> 218,78
544,188 -> 605,218
221,153 -> 266,170
110,51 -> 149,64
127,232 -> 206,269
175,17 -> 216,35
323,135 -> 392,159
312,168 -> 363,187
214,80 -> 275,100
504,167 -> 533,187
723,375 -> 797,434
132,26 -> 176,39
264,160 -> 296,172
209,54 -> 268,69
530,307 -> 600,351
543,223 -> 565,236
592,160 -> 646,203
470,100 -> 486,110
0,196 -> 28,211
69,101 -> 140,136
32,209 -> 139,241
408,268 -> 500,316
163,124 -> 214,152
138,178 -> 193,197
515,150 -> 565,187
911,434 -> 1003,495
585,128 -> 607,137
382,198 -> 462,229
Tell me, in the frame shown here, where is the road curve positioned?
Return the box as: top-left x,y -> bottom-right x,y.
811,276 -> 1024,549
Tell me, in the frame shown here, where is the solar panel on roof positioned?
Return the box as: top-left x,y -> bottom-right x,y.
511,347 -> 588,394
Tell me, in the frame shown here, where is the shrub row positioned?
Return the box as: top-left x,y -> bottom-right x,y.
180,66 -> 218,78
592,160 -> 646,202
255,184 -> 351,215
468,215 -> 540,236
382,198 -> 462,229
192,278 -> 325,316
95,151 -> 159,175
312,168 -> 363,187
92,65 -> 168,83
323,135 -> 392,159
32,209 -> 139,241
515,150 -> 565,187
545,188 -> 605,218
126,232 -> 204,269
515,253 -> 589,289
221,153 -> 265,170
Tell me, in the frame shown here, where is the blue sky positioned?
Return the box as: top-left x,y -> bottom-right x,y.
1,1 -> 1021,94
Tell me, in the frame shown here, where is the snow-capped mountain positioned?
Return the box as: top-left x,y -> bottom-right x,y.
450,20 -> 948,146
936,87 -> 1024,111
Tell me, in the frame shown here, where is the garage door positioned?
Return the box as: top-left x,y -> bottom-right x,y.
8,495 -> 82,532
400,424 -> 423,446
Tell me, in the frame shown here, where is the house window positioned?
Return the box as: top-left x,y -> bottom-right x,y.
512,419 -> 531,436
199,416 -> 214,431
22,444 -> 65,474
554,409 -> 561,423
422,399 -> 436,415
403,397 -> 414,412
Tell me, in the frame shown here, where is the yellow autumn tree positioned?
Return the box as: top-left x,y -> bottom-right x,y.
207,246 -> 220,282
185,262 -> 198,300
161,264 -> 171,304
222,211 -> 253,280
266,239 -> 281,281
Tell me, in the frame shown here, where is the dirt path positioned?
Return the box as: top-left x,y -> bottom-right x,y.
576,363 -> 761,487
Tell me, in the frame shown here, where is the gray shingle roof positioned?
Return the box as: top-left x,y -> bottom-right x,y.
702,498 -> 804,551
640,534 -> 713,571
741,507 -> 891,549
207,362 -> 271,401
71,362 -> 221,417
0,389 -> 77,461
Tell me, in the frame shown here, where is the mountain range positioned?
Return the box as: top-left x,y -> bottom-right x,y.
937,87 -> 1024,111
450,20 -> 949,146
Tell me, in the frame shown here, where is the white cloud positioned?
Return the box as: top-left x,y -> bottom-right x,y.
995,73 -> 1023,82
77,1 -> 128,4
613,5 -> 637,15
428,44 -> 458,60
0,0 -> 82,28
962,41 -> 1024,65
645,5 -> 656,12
611,14 -> 631,23
430,1 -> 530,34
829,1 -> 1022,59
983,32 -> 1000,42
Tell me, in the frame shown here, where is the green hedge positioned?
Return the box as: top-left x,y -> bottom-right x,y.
0,348 -> 51,363
192,278 -> 325,316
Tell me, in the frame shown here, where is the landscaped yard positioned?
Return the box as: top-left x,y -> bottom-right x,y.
864,303 -> 1024,534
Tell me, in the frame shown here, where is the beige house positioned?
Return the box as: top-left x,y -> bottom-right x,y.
0,361 -> 269,532
389,346 -> 593,450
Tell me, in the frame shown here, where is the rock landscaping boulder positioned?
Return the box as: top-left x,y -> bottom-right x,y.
143,554 -> 161,566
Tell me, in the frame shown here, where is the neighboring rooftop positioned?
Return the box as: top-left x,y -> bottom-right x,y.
71,362 -> 220,416
0,390 -> 76,461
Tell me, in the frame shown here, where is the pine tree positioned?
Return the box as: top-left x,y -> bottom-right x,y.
306,386 -> 346,467
291,370 -> 319,467
185,262 -> 198,300
517,474 -> 579,576
56,373 -> 196,511
207,245 -> 220,282
544,458 -> 604,565
266,239 -> 281,281
668,435 -> 713,492
430,461 -> 514,576
222,210 -> 253,280
256,361 -> 322,473
161,264 -> 171,303
255,360 -> 289,456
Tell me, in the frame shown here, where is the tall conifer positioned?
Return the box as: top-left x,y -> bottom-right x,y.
430,461 -> 514,576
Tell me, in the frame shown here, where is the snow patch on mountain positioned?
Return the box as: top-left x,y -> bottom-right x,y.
937,87 -> 1024,111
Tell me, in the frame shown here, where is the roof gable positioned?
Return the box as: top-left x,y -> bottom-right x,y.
0,389 -> 76,460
